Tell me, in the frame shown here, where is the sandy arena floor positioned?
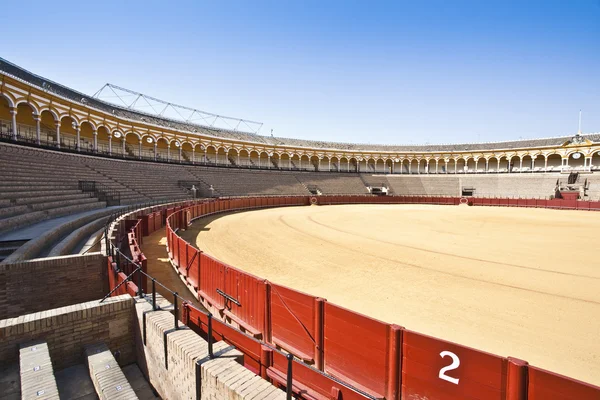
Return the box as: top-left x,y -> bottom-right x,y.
179,204 -> 600,385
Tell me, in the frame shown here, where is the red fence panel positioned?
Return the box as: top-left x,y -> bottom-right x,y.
199,253 -> 225,310
517,199 -> 528,207
577,201 -> 590,210
222,266 -> 268,338
528,366 -> 600,400
270,284 -> 322,366
185,245 -> 200,290
268,349 -> 374,400
402,330 -> 511,400
589,201 -> 600,210
324,302 -> 400,399
526,199 -> 537,207
178,236 -> 188,275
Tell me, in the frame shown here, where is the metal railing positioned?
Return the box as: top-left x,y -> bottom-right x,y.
78,180 -> 122,206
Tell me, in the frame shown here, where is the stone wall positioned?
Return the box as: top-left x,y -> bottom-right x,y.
134,295 -> 285,400
0,253 -> 107,320
0,294 -> 135,370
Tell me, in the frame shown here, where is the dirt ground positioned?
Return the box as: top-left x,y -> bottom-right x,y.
179,204 -> 600,386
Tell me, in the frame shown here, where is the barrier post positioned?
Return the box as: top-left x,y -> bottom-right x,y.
286,353 -> 294,400
207,313 -> 214,359
152,279 -> 157,310
173,292 -> 178,330
138,270 -> 143,299
314,298 -> 325,371
387,325 -> 403,400
506,357 -> 528,400
260,345 -> 273,379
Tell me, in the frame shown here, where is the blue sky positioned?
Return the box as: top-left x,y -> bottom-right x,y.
2,0 -> 599,144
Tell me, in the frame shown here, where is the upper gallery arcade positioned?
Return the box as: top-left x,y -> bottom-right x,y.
1,58 -> 599,174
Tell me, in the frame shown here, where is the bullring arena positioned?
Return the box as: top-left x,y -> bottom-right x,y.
1,57 -> 600,400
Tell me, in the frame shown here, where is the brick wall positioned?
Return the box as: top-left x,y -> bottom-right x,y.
0,294 -> 135,370
0,253 -> 108,320
134,295 -> 285,400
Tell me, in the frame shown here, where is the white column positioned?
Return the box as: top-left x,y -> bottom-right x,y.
76,126 -> 81,151
192,149 -> 196,164
347,160 -> 350,172
454,161 -> 457,174
122,138 -> 126,156
179,147 -> 182,162
409,162 -> 412,174
138,140 -> 142,159
328,159 -> 331,171
92,130 -> 97,152
154,143 -> 157,160
268,154 -> 271,168
56,122 -> 61,148
34,116 -> 41,145
237,153 -> 240,165
204,149 -> 207,163
544,156 -> 548,172
426,160 -> 430,174
317,158 -> 321,171
9,108 -> 17,140
108,134 -> 112,155
497,159 -> 501,172
167,146 -> 170,161
436,160 -> 439,174
485,159 -> 489,172
519,158 -> 523,172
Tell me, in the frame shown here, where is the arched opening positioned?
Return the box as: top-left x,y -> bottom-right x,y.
408,159 -> 417,174
339,157 -> 349,172
533,154 -> 544,171
465,158 -> 476,173
79,121 -> 95,152
170,140 -> 183,163
226,148 -> 238,166
349,157 -> 358,172
591,151 -> 600,171
497,156 -> 508,172
308,155 -> 319,171
181,142 -> 194,163
281,153 -> 291,170
237,149 -> 249,166
15,102 -> 37,141
291,154 -> 301,170
59,116 -> 78,149
521,155 -> 533,172
141,135 -> 156,159
330,157 -> 339,172
400,159 -> 408,174
456,158 -> 466,173
568,152 -> 585,170
487,157 -> 498,172
509,156 -> 520,172
205,146 -> 217,164
546,154 -> 562,171
96,126 -> 111,154
437,159 -> 447,174
259,152 -> 269,169
269,153 -> 280,169
445,159 -> 454,173
124,132 -> 141,158
0,95 -> 14,137
156,137 -> 170,161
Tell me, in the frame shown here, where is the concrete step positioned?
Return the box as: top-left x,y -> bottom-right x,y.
19,341 -> 60,400
85,343 -> 139,400
54,364 -> 98,400
122,364 -> 159,400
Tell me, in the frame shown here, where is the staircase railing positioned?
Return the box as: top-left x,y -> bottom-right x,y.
78,180 -> 121,206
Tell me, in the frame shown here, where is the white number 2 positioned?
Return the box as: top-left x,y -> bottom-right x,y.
438,351 -> 460,385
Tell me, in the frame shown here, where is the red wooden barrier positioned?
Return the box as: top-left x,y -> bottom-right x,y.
402,330 -> 517,400
223,265 -> 268,338
270,283 -> 323,367
577,201 -> 590,210
324,302 -> 401,400
198,252 -> 225,310
589,201 -> 600,210
528,365 -> 600,399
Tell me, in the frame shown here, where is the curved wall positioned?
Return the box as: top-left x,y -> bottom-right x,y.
1,59 -> 600,174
